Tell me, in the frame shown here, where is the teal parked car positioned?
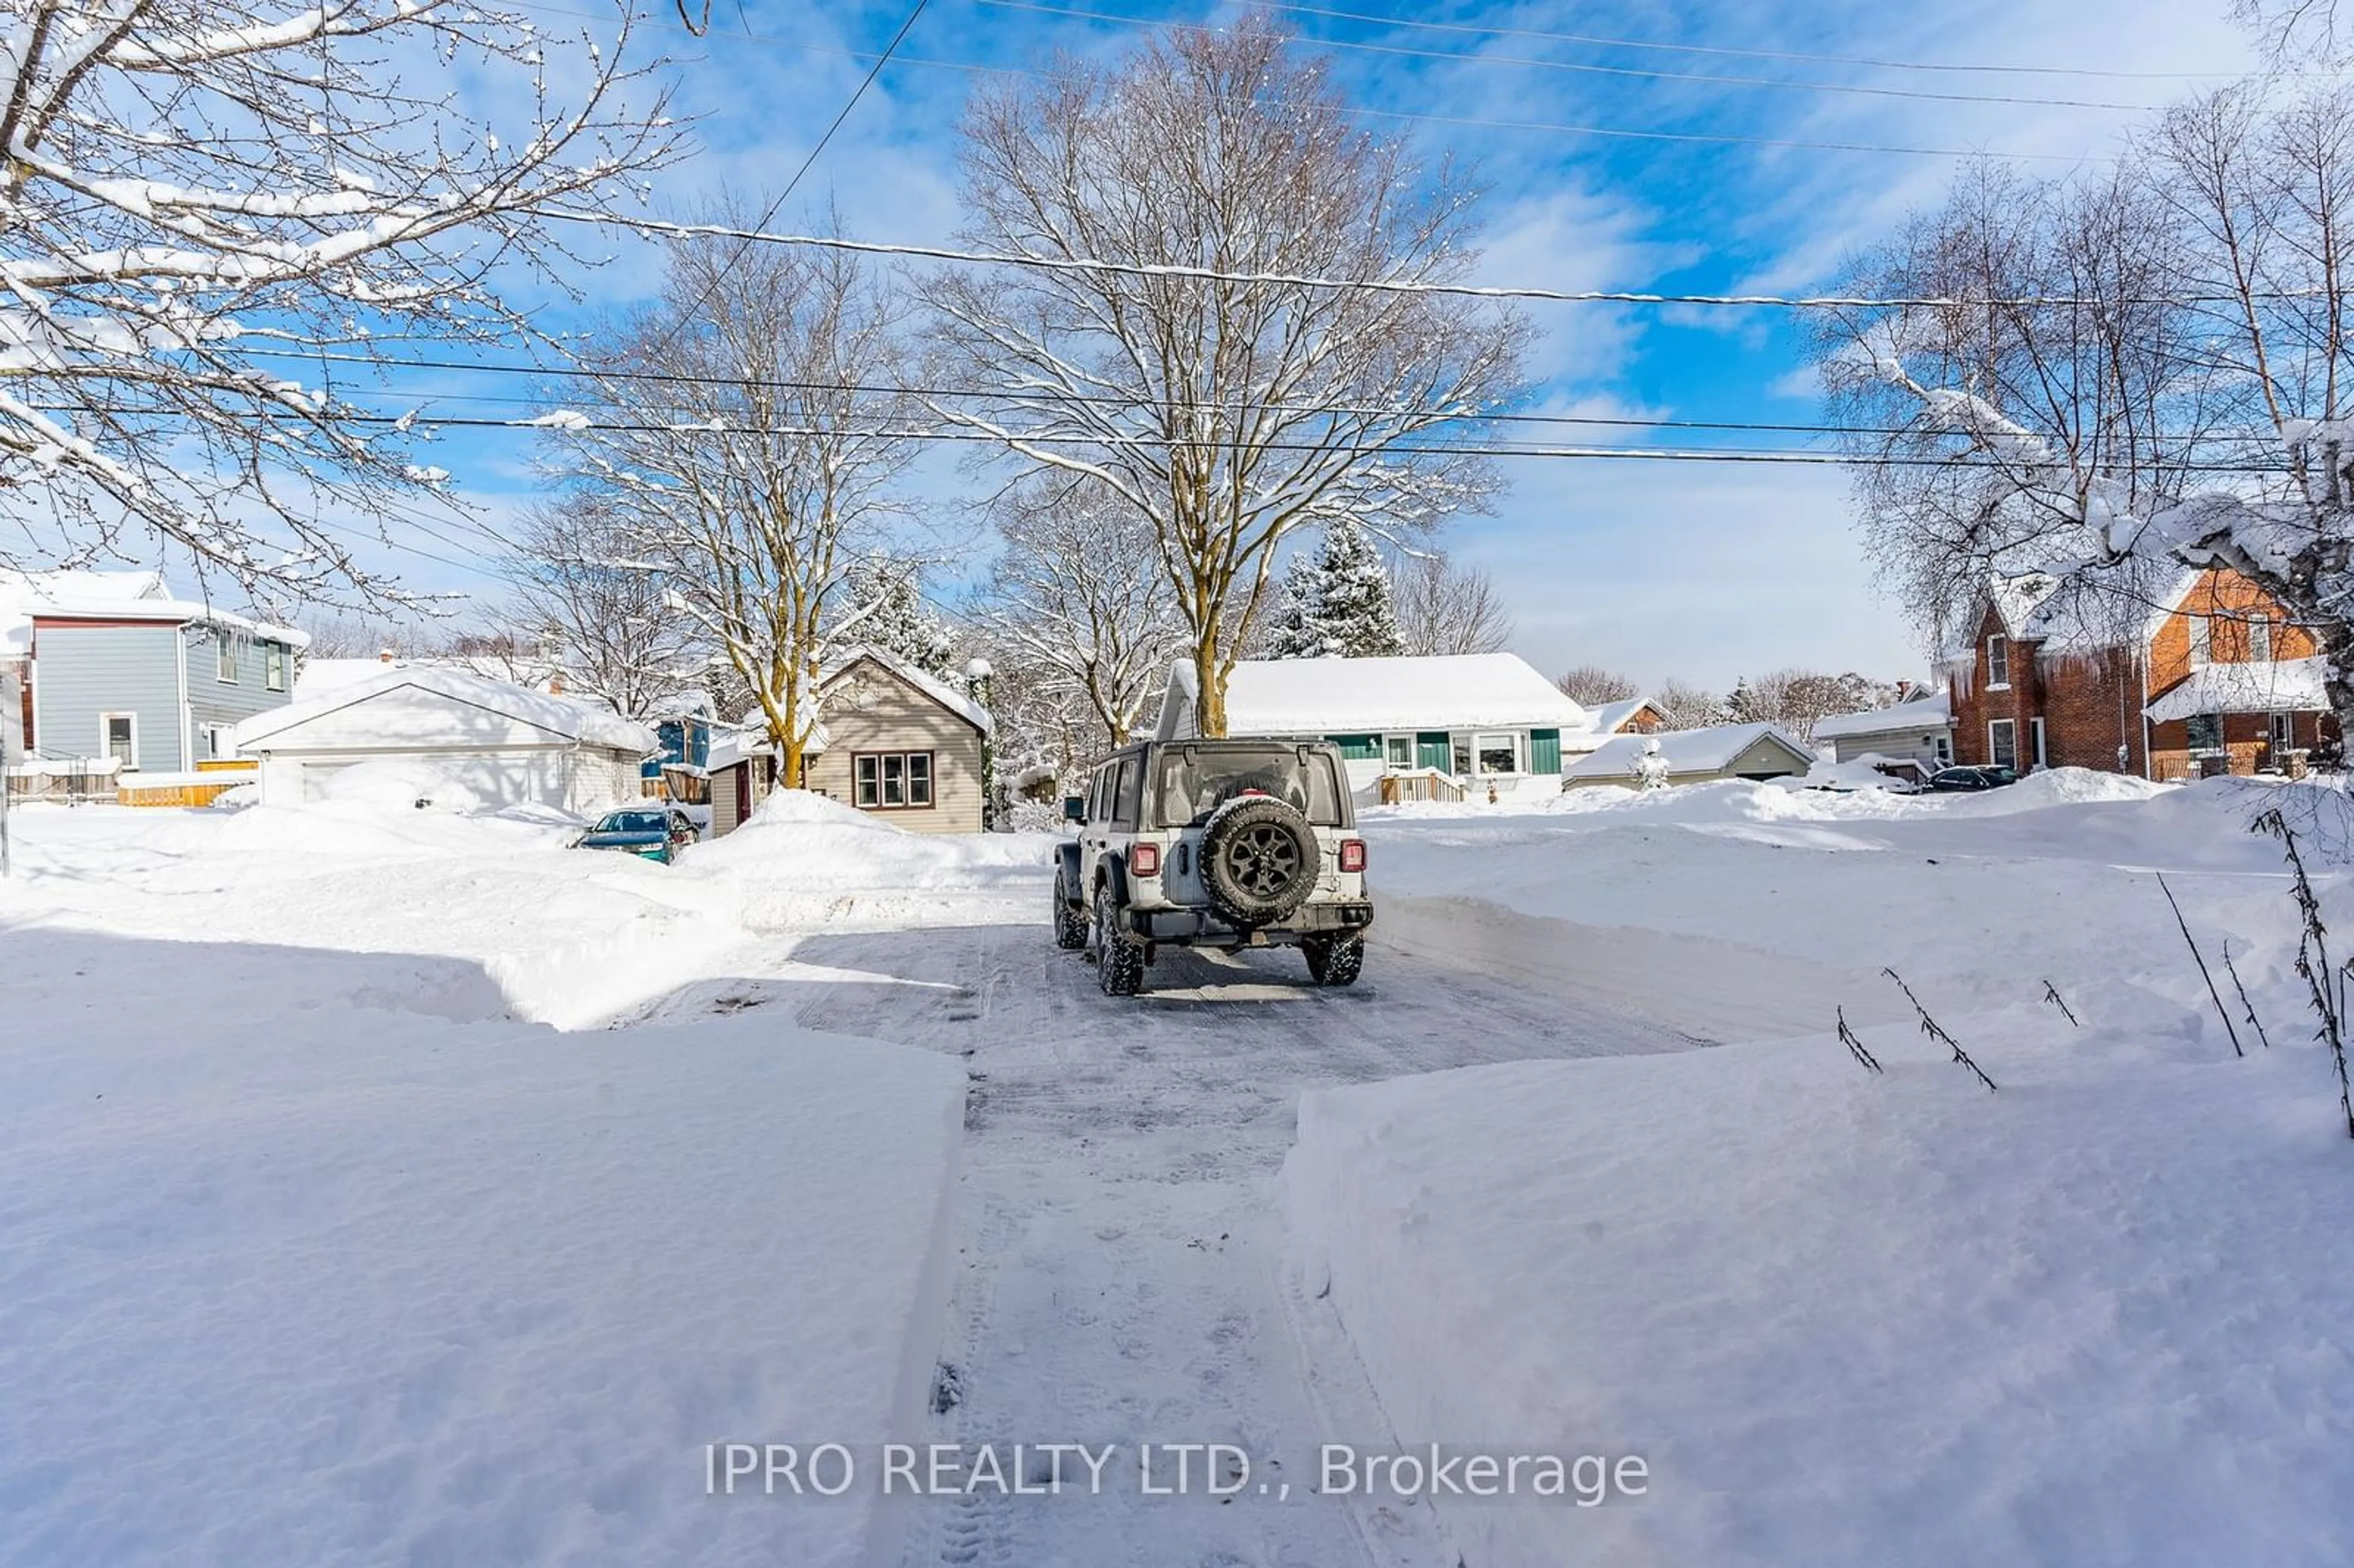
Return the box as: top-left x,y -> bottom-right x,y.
574,807 -> 698,864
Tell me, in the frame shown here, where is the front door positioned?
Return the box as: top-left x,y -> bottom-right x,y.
2271,712 -> 2296,761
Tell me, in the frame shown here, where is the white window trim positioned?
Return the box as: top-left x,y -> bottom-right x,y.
2187,615 -> 2212,669
1987,717 -> 2017,770
2030,715 -> 2047,769
214,628 -> 238,685
1472,731 -> 1523,776
1382,733 -> 1415,768
99,710 -> 139,771
2249,617 -> 2273,663
264,644 -> 286,692
1986,634 -> 2011,691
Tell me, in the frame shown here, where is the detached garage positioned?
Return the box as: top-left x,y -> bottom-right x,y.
231,666 -> 655,816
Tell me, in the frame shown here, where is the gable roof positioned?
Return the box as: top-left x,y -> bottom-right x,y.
1965,565 -> 2206,660
1811,692 -> 1954,741
1583,697 -> 1659,735
232,666 -> 654,754
2,568 -> 310,653
1224,653 -> 1590,736
1563,721 -> 1814,780
820,647 -> 992,736
2144,657 -> 2329,721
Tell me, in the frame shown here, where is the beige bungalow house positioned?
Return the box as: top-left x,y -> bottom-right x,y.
804,649 -> 992,834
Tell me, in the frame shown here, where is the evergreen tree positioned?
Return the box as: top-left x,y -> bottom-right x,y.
1267,519 -> 1405,659
837,557 -> 958,677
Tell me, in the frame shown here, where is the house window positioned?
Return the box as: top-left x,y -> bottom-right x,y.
215,628 -> 238,683
1986,634 -> 2010,689
2249,617 -> 2273,663
2187,615 -> 2212,668
2030,716 -> 2047,769
1451,737 -> 1472,777
101,712 -> 137,771
2185,713 -> 2224,755
1932,733 -> 1953,766
265,644 -> 287,691
1474,733 -> 1520,775
2271,712 -> 2296,757
1384,735 -> 1414,768
201,723 -> 232,760
853,750 -> 934,810
1988,718 -> 2018,770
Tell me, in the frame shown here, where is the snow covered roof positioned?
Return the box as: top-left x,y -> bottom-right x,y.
293,657 -> 406,702
0,568 -> 309,652
1583,698 -> 1657,735
1563,722 -> 1814,780
1811,692 -> 1954,741
2144,658 -> 2329,722
232,666 -> 655,755
821,647 -> 992,736
1964,565 -> 2204,660
1224,653 -> 1590,736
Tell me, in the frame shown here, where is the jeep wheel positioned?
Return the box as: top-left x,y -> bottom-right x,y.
1200,796 -> 1319,927
1052,867 -> 1089,950
1095,892 -> 1147,997
1303,934 -> 1365,988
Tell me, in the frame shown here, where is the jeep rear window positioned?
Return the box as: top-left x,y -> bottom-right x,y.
1153,747 -> 1346,828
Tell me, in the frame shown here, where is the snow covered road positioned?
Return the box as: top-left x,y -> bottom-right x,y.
635,919 -> 1697,1568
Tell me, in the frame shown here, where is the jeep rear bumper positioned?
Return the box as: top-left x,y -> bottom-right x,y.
1127,902 -> 1373,945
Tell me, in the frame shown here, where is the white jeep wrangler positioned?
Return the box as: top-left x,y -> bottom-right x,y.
1054,737 -> 1373,996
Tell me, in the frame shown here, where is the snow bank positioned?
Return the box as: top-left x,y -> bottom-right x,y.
682,788 -> 1051,932
0,930 -> 966,1568
1285,1000 -> 2354,1567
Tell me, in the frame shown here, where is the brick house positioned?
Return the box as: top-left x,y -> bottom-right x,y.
1947,566 -> 2336,780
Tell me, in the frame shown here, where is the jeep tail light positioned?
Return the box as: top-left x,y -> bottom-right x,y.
1130,842 -> 1161,877
1338,839 -> 1367,873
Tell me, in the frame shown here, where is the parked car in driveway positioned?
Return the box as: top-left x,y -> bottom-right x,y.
574,807 -> 698,863
1927,764 -> 2021,792
1054,737 -> 1373,996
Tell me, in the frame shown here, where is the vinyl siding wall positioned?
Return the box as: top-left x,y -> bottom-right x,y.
29,622 -> 185,772
805,659 -> 987,833
185,625 -> 297,758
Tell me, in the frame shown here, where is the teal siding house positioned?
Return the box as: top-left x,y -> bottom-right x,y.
1221,653 -> 1596,796
2,570 -> 305,774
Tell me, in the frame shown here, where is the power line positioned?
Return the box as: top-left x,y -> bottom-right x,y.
113,402 -> 2295,473
976,0 -> 2161,112
487,0 -> 2122,163
232,345 -> 2265,447
1230,0 -> 2255,82
539,206 -> 2329,310
638,0 -> 931,358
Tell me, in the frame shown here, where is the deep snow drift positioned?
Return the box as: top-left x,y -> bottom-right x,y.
0,794 -> 989,1568
1294,774 -> 2354,1567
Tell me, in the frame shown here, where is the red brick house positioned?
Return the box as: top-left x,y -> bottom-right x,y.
1948,566 -> 2337,780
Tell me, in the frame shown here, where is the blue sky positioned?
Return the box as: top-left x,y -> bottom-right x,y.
340,0 -> 2263,689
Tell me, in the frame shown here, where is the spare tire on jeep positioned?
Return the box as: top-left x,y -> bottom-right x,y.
1200,795 -> 1319,927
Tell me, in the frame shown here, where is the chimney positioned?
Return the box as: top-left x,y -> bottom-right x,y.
378,649 -> 396,664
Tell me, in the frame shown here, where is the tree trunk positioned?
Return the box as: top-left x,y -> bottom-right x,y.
1192,630 -> 1227,739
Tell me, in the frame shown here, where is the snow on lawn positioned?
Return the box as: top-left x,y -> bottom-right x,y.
0,793 -> 1021,1568
1290,773 -> 2354,1566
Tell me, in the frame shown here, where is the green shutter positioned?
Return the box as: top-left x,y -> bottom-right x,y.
1415,731 -> 1451,771
1529,728 -> 1561,774
1327,733 -> 1382,761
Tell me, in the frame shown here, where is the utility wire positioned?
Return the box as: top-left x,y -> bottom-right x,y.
1225,0 -> 2258,81
230,345 -> 2270,448
978,0 -> 2160,111
540,206 -> 2336,310
485,0 -> 2123,162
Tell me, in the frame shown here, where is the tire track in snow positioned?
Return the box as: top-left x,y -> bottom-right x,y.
714,918 -> 1690,1568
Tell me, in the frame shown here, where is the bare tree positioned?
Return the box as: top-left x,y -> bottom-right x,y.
1819,81 -> 2354,737
1732,668 -> 1898,742
0,1 -> 682,605
973,478 -> 1186,750
926,18 -> 1529,734
1650,678 -> 1726,732
548,218 -> 915,785
507,493 -> 701,720
1390,550 -> 1513,656
1555,664 -> 1640,704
